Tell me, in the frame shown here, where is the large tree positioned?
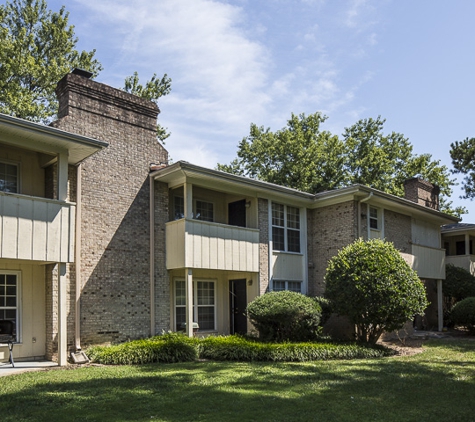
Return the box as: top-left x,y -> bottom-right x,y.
0,0 -> 171,141
0,0 -> 102,122
219,113 -> 462,216
450,137 -> 475,200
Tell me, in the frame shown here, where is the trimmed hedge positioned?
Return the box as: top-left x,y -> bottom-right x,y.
450,297 -> 475,333
86,333 -> 392,365
246,291 -> 322,342
87,332 -> 199,365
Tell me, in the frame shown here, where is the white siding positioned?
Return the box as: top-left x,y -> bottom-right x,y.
166,219 -> 259,272
0,192 -> 75,262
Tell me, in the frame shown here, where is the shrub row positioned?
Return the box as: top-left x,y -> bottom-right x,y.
86,333 -> 392,365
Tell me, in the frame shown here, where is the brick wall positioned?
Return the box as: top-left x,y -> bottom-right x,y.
51,72 -> 168,346
154,181 -> 170,332
384,209 -> 412,253
258,198 -> 269,295
307,201 -> 358,296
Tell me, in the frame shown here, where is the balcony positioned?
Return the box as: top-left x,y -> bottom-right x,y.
400,244 -> 446,279
0,192 -> 75,263
166,219 -> 259,272
445,255 -> 475,275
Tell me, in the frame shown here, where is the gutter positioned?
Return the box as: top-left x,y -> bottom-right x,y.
357,192 -> 373,238
149,173 -> 155,336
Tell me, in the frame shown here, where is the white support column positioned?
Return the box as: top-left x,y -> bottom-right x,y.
58,263 -> 68,365
186,268 -> 193,337
184,183 -> 193,219
437,279 -> 443,332
466,233 -> 470,256
57,151 -> 69,201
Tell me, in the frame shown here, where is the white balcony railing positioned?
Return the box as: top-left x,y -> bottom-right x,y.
445,255 -> 475,275
166,219 -> 259,272
401,244 -> 446,279
0,192 -> 75,263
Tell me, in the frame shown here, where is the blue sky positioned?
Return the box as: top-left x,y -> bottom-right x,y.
31,0 -> 475,219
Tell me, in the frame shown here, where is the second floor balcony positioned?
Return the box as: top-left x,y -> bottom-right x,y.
0,191 -> 76,263
166,218 -> 259,272
401,243 -> 446,280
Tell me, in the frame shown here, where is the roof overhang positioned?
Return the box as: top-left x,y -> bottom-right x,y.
0,113 -> 108,164
152,161 -> 460,225
151,161 -> 315,206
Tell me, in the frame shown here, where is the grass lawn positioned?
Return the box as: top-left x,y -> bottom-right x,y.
1,339 -> 474,422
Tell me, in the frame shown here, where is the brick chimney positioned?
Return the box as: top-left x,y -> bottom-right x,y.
49,70 -> 169,346
404,178 -> 440,210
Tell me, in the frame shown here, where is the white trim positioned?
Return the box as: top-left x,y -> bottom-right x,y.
0,159 -> 21,194
0,270 -> 21,344
174,277 -> 217,332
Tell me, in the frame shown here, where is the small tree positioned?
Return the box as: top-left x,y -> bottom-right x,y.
324,238 -> 428,343
246,291 -> 322,342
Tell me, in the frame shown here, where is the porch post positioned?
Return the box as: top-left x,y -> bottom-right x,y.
58,263 -> 68,365
185,268 -> 193,337
437,279 -> 443,332
184,183 -> 193,219
465,233 -> 470,256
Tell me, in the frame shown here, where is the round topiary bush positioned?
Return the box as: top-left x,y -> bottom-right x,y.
325,238 -> 428,343
246,290 -> 322,342
450,297 -> 475,333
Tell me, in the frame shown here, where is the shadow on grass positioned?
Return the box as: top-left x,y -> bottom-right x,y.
1,342 -> 475,422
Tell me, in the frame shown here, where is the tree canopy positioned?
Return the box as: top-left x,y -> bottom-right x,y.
0,0 -> 171,141
218,113 -> 462,216
450,137 -> 475,200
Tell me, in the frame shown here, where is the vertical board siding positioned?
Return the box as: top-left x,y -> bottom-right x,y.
410,244 -> 445,279
0,193 -> 75,262
166,219 -> 259,272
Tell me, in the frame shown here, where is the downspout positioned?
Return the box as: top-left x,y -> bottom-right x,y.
357,192 -> 373,238
149,174 -> 155,336
75,163 -> 82,351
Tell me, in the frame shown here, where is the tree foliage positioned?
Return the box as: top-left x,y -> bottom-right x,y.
245,290 -> 322,342
450,137 -> 475,199
0,0 -> 102,122
324,238 -> 428,344
219,113 -> 462,216
123,71 -> 172,142
0,0 -> 172,142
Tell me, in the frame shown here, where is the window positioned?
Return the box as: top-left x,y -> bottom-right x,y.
369,207 -> 379,229
273,280 -> 302,293
174,196 -> 184,219
0,162 -> 19,193
195,200 -> 213,222
272,203 -> 300,252
175,280 -> 216,331
0,273 -> 19,342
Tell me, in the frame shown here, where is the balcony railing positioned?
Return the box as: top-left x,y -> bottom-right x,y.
401,244 -> 446,279
0,192 -> 75,262
445,255 -> 475,275
166,219 -> 259,272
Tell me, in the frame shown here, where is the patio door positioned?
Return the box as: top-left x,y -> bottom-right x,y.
228,200 -> 246,227
229,279 -> 247,335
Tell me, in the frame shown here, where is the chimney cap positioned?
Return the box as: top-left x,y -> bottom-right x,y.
71,68 -> 94,79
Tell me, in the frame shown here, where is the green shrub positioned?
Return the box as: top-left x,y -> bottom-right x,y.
87,332 -> 198,365
245,291 -> 322,342
314,296 -> 332,326
444,265 -> 475,301
450,297 -> 475,333
88,334 -> 391,365
325,238 -> 428,344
